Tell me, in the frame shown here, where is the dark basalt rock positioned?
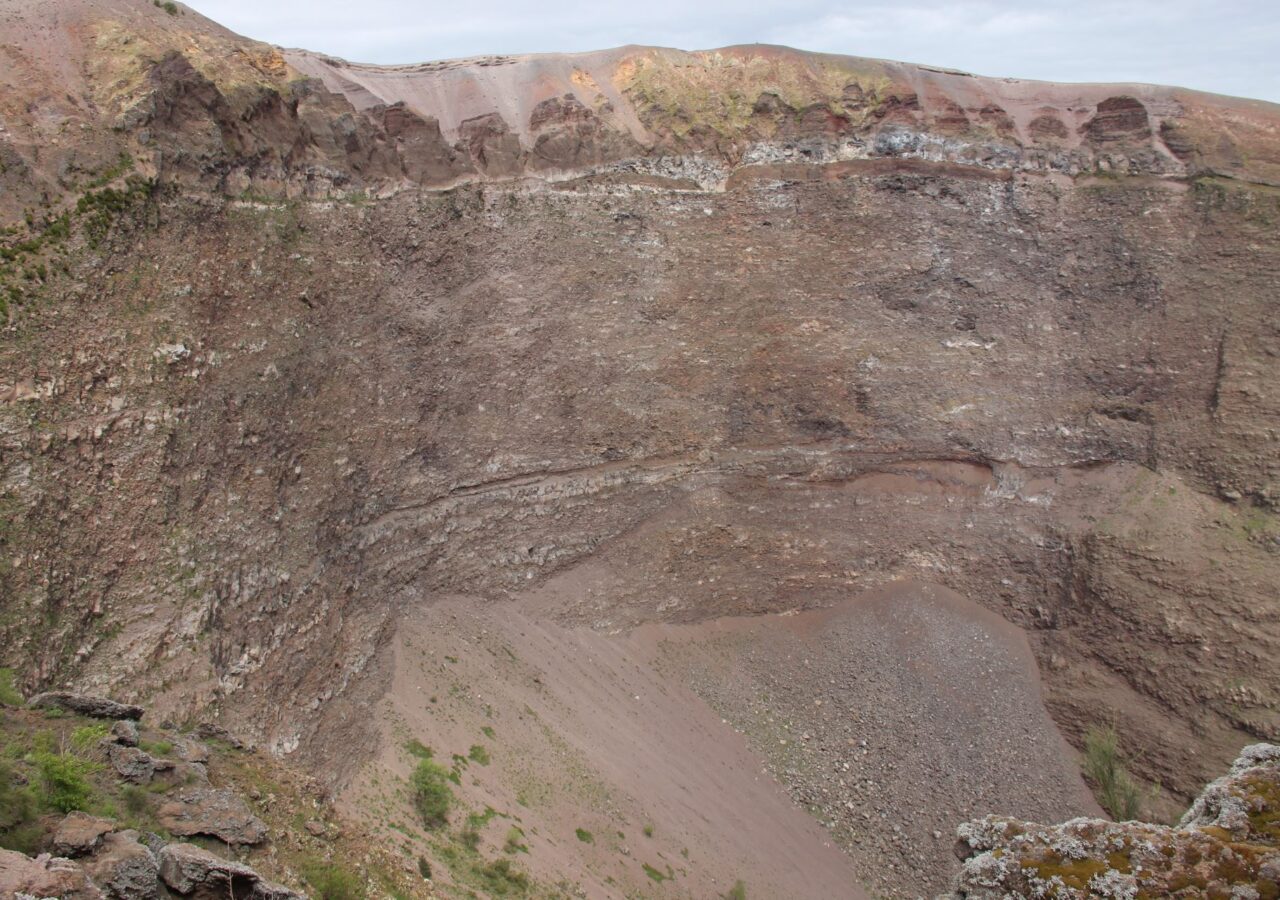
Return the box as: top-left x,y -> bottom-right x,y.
28,692 -> 145,720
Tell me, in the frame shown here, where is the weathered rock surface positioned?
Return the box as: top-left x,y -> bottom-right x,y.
0,848 -> 103,899
28,693 -> 145,721
51,812 -> 117,857
157,843 -> 301,899
106,743 -> 156,784
109,719 -> 139,746
156,787 -> 269,845
952,743 -> 1280,897
82,831 -> 162,900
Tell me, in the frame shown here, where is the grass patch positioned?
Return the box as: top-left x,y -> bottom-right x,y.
642,862 -> 672,883
301,857 -> 367,900
504,826 -> 528,854
575,827 -> 594,844
404,739 -> 433,760
468,744 -> 490,766
411,759 -> 453,829
725,880 -> 748,900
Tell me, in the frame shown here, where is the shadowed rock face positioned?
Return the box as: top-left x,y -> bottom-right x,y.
0,2 -> 1278,897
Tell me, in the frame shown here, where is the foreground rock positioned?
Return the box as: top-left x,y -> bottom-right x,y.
51,812 -> 117,857
0,847 -> 103,899
84,831 -> 162,900
158,843 -> 301,899
28,692 -> 145,720
952,743 -> 1280,897
157,787 -> 269,845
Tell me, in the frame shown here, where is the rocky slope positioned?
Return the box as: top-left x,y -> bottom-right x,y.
952,743 -> 1280,898
1,0 -> 1279,896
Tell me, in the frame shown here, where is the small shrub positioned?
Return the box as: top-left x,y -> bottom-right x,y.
0,670 -> 22,706
410,759 -> 452,828
476,858 -> 528,895
301,858 -> 366,900
725,880 -> 747,900
504,826 -> 527,853
35,752 -> 97,813
122,785 -> 149,817
416,855 -> 432,879
468,744 -> 490,765
404,739 -> 432,760
575,827 -> 593,844
0,761 -> 41,853
459,826 -> 481,850
642,862 -> 670,883
643,824 -> 654,838
1082,724 -> 1143,821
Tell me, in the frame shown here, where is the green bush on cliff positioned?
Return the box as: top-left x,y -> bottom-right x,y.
34,751 -> 98,813
1083,724 -> 1143,821
0,670 -> 22,707
410,759 -> 452,828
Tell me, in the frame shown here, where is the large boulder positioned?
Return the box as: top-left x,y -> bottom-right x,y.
157,843 -> 302,899
951,743 -> 1280,898
157,787 -> 269,845
0,847 -> 102,899
83,831 -> 162,899
29,692 -> 145,720
51,811 -> 116,857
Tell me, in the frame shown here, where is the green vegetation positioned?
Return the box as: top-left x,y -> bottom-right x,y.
643,824 -> 654,838
0,670 -> 22,707
301,857 -> 367,900
153,0 -> 180,14
410,759 -> 453,828
0,760 -> 41,852
575,827 -> 594,844
725,881 -> 748,900
468,744 -> 491,765
1082,724 -> 1144,821
35,751 -> 98,813
404,739 -> 433,759
139,739 -> 173,757
417,855 -> 432,879
71,724 -> 109,751
504,825 -> 528,854
642,862 -> 672,883
475,858 -> 529,895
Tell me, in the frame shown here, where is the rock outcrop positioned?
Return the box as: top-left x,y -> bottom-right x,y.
28,693 -> 145,720
952,743 -> 1280,897
157,843 -> 301,899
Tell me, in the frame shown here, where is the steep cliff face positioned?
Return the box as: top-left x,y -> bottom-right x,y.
1,1 -> 1279,896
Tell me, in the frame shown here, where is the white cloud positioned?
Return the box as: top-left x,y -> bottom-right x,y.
186,0 -> 1280,102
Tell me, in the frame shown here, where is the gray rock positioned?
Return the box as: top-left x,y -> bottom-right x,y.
194,722 -> 245,749
107,743 -> 156,784
29,692 -> 145,720
83,831 -> 161,900
51,811 -> 116,857
157,787 -> 268,845
157,843 -> 302,899
109,719 -> 139,746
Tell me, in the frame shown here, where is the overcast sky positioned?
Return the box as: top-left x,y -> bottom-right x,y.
187,0 -> 1279,103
